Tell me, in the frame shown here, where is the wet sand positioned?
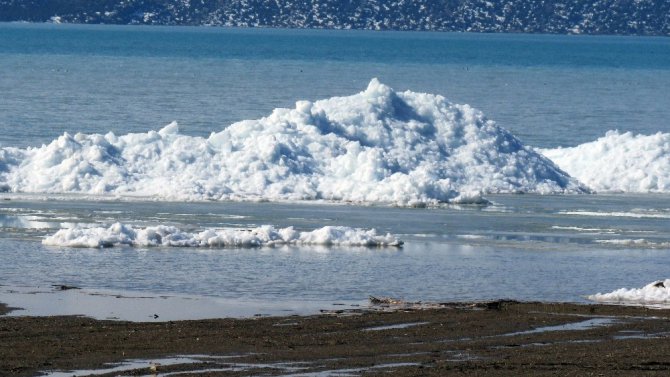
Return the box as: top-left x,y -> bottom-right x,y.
2,301 -> 670,376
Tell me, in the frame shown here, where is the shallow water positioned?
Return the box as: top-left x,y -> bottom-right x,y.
1,193 -> 668,317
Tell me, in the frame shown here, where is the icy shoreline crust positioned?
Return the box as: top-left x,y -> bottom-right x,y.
42,223 -> 403,248
1,79 -> 585,205
588,279 -> 670,305
540,131 -> 670,193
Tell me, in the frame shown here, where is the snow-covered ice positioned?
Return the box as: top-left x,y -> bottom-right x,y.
0,79 -> 585,205
588,279 -> 670,305
5,80 -> 667,202
41,223 -> 403,248
540,131 -> 670,193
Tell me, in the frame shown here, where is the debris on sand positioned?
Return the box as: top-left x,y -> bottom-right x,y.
52,285 -> 80,291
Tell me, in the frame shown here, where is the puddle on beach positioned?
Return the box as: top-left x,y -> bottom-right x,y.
491,328 -> 670,350
489,316 -> 670,349
265,363 -> 421,377
501,317 -> 617,337
363,321 -> 429,331
613,330 -> 670,340
41,355 -> 419,377
41,355 -> 308,377
491,339 -> 602,350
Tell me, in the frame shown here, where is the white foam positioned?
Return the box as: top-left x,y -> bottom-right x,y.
540,131 -> 670,193
551,225 -> 617,233
588,279 -> 670,305
559,210 -> 670,219
41,223 -> 403,248
595,239 -> 670,249
456,234 -> 488,240
0,79 -> 584,206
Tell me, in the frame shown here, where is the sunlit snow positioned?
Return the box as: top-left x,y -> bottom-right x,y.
42,222 -> 403,248
588,279 -> 670,306
540,131 -> 670,193
0,79 -> 590,205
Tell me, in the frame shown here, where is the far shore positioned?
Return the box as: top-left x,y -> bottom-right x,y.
2,300 -> 670,376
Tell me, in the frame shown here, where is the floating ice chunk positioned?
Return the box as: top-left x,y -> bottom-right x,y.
450,190 -> 490,205
42,223 -> 403,248
158,121 -> 180,136
295,226 -> 401,247
1,79 -> 585,205
587,279 -> 670,305
540,131 -> 670,193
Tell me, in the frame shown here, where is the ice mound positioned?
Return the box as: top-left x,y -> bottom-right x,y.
541,131 -> 670,193
0,79 -> 585,205
588,280 -> 670,305
42,223 -> 403,248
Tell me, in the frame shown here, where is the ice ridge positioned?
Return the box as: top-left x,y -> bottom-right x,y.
540,131 -> 670,193
41,223 -> 403,248
0,79 -> 586,205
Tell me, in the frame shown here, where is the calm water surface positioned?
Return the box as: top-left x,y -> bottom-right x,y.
1,23 -> 669,148
1,194 -> 669,306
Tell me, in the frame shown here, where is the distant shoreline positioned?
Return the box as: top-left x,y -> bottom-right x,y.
2,20 -> 668,38
1,0 -> 668,37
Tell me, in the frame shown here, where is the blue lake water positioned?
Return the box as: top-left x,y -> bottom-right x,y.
2,23 -> 669,148
0,23 -> 669,318
0,194 -> 669,315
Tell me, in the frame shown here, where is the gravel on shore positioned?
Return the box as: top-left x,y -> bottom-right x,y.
2,300 -> 670,376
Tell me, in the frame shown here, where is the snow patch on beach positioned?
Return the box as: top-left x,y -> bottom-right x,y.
42,223 -> 403,248
0,79 -> 584,205
588,280 -> 670,305
541,131 -> 670,193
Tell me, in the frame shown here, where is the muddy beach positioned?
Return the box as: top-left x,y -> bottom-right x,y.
2,300 -> 670,376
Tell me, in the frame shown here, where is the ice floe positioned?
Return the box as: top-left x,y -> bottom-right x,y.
588,279 -> 670,305
0,79 -> 585,205
41,223 -> 403,248
540,131 -> 670,193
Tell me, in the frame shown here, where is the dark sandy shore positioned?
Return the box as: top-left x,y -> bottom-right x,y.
2,300 -> 670,376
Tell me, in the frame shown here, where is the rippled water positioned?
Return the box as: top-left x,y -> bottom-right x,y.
1,194 -> 668,309
1,23 -> 669,148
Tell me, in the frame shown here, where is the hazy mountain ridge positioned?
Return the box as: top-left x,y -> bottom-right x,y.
1,0 -> 668,36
